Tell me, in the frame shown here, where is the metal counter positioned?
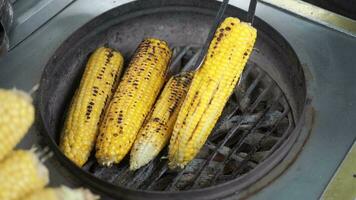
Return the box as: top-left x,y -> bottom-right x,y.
0,0 -> 355,199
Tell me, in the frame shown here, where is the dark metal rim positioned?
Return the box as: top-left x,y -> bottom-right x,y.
37,0 -> 308,199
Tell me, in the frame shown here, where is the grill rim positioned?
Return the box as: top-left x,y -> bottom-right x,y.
36,0 -> 310,199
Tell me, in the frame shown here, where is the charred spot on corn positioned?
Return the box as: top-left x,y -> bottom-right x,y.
60,47 -> 124,167
96,38 -> 172,166
130,72 -> 193,171
168,17 -> 257,169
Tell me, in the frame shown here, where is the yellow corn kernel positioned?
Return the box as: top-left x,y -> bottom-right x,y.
22,186 -> 98,200
96,38 -> 172,166
168,17 -> 257,169
130,72 -> 193,170
60,47 -> 124,167
0,150 -> 49,200
0,89 -> 34,161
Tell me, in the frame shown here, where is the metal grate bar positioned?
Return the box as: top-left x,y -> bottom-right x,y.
182,48 -> 202,72
226,66 -> 253,117
208,76 -> 273,149
263,119 -> 293,159
231,103 -> 292,178
188,92 -> 282,189
232,63 -> 253,102
245,70 -> 264,94
169,46 -> 192,73
210,96 -> 288,184
259,99 -> 295,158
238,70 -> 264,110
82,158 -> 96,171
110,165 -> 130,183
196,93 -> 282,187
130,151 -> 171,189
205,141 -> 256,167
178,125 -> 241,189
126,161 -> 152,188
258,106 -> 290,146
166,167 -> 186,191
209,66 -> 264,141
146,163 -> 169,190
249,81 -> 273,112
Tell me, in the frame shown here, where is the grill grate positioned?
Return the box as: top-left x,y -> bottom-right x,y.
82,46 -> 295,191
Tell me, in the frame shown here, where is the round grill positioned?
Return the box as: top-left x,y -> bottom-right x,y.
81,46 -> 295,191
37,0 -> 307,199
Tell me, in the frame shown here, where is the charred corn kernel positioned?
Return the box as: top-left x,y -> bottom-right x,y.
22,186 -> 98,200
130,72 -> 193,170
60,47 -> 124,167
0,89 -> 34,161
96,38 -> 172,166
168,17 -> 257,169
0,150 -> 49,200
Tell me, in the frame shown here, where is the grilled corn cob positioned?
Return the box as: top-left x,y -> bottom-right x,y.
22,186 -> 98,200
60,47 -> 124,167
96,38 -> 172,166
0,150 -> 49,200
0,89 -> 34,161
168,17 -> 257,169
130,72 -> 193,170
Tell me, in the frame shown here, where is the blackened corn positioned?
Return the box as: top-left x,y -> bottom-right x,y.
60,47 -> 124,167
96,39 -> 172,166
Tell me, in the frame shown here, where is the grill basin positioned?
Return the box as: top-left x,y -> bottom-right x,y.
82,46 -> 295,191
38,0 -> 307,199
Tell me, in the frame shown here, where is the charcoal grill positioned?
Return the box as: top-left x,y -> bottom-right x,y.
37,0 -> 308,199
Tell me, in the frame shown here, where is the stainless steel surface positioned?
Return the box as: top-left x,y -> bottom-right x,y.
0,0 -> 130,90
10,0 -> 75,48
0,0 -> 355,199
260,0 -> 356,37
250,3 -> 356,200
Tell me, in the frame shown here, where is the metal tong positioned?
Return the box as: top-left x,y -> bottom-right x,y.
190,0 -> 258,72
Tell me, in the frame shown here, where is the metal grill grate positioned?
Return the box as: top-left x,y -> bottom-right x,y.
82,46 -> 295,191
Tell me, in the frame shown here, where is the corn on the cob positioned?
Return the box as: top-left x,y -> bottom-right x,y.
95,38 -> 172,166
0,89 -> 34,161
22,186 -> 98,200
60,47 -> 124,167
168,17 -> 257,169
130,72 -> 193,170
0,150 -> 49,200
